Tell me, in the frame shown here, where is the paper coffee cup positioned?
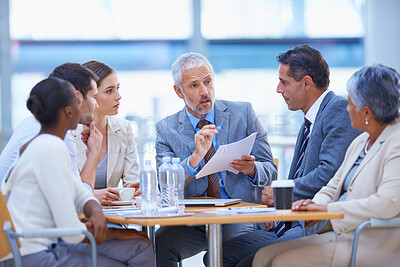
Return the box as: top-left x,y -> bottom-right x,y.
271,180 -> 295,210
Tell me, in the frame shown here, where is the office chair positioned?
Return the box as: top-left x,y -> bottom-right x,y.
350,217 -> 400,267
1,193 -> 97,267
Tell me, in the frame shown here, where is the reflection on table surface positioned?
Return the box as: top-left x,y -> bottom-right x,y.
104,201 -> 344,226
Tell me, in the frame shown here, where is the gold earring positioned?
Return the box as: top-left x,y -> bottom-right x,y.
365,117 -> 368,125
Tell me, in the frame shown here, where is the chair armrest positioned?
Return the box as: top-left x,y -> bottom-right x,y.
15,228 -> 85,239
4,222 -> 97,267
350,217 -> 400,267
370,217 -> 400,228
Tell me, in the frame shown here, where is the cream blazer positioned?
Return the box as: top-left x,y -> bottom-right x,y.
313,120 -> 400,266
74,116 -> 140,187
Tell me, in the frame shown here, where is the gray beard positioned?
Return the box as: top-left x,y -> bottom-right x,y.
182,94 -> 214,115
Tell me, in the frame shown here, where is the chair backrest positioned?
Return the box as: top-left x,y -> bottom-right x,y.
0,192 -> 20,258
274,158 -> 279,170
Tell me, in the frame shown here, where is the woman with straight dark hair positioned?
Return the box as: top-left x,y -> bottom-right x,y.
1,77 -> 154,266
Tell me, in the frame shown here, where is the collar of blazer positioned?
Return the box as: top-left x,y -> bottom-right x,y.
107,116 -> 123,135
177,99 -> 230,163
346,119 -> 400,189
313,91 -> 335,126
106,116 -> 124,182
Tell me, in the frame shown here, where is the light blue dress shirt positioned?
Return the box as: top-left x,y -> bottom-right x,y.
184,106 -> 231,198
184,105 -> 258,198
338,149 -> 366,202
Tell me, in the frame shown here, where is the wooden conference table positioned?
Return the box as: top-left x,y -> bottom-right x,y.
104,201 -> 344,267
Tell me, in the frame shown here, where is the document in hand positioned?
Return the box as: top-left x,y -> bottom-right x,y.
195,132 -> 257,179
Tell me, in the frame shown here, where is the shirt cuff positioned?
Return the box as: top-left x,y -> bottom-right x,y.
82,182 -> 93,192
246,168 -> 258,184
186,156 -> 200,176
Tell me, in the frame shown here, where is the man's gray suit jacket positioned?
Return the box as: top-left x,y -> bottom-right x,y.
155,99 -> 277,203
289,91 -> 362,200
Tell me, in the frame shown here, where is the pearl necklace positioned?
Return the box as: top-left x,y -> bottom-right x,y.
364,139 -> 371,154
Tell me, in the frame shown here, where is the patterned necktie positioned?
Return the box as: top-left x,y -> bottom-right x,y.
275,118 -> 311,237
293,118 -> 312,179
197,120 -> 221,198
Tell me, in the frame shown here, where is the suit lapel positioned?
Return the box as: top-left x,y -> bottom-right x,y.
214,100 -> 229,181
178,108 -> 196,155
107,117 -> 121,183
289,124 -> 305,179
301,91 -> 335,173
333,138 -> 365,201
350,123 -> 394,185
214,100 -> 229,146
313,91 -> 335,126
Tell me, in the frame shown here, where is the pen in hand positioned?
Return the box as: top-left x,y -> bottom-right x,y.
215,125 -> 224,130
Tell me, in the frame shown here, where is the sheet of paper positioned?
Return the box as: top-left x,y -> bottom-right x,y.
195,132 -> 257,179
202,207 -> 275,214
102,207 -> 139,215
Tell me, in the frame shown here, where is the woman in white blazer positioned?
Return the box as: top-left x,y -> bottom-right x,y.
253,64 -> 400,267
75,61 -> 140,204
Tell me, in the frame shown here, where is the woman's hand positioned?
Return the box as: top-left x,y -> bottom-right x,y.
292,199 -> 327,228
292,199 -> 315,211
93,188 -> 120,204
127,181 -> 141,197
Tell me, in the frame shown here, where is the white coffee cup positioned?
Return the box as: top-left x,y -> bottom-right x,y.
119,188 -> 135,201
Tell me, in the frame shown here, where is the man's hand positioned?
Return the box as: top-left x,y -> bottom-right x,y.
80,126 -> 90,146
127,181 -> 141,197
264,222 -> 274,231
83,121 -> 102,162
79,121 -> 102,189
229,154 -> 256,177
260,186 -> 274,207
107,229 -> 152,244
189,125 -> 218,168
93,188 -> 120,204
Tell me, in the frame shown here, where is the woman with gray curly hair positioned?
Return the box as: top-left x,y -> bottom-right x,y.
253,64 -> 400,267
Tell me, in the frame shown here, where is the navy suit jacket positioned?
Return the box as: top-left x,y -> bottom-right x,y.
155,99 -> 277,203
289,91 -> 362,200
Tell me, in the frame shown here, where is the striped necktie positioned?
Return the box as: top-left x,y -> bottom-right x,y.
197,120 -> 221,198
275,118 -> 311,237
293,118 -> 312,179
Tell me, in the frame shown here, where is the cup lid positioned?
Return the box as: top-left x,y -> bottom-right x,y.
271,180 -> 295,188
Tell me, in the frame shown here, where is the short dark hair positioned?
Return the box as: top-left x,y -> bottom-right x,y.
48,63 -> 99,98
347,64 -> 400,124
27,77 -> 75,126
83,60 -> 115,87
276,44 -> 330,90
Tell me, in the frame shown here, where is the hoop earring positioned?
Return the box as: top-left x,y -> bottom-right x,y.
365,117 -> 368,125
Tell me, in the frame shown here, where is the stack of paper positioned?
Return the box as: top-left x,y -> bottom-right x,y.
196,132 -> 257,178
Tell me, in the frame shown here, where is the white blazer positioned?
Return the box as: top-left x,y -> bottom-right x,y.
74,116 -> 140,187
313,119 -> 400,266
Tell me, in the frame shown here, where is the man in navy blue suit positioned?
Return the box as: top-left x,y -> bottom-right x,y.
221,45 -> 362,267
